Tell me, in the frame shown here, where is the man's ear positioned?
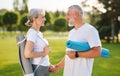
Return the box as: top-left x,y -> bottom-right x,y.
74,10 -> 79,18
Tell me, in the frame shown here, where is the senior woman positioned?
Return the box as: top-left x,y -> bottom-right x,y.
24,8 -> 51,76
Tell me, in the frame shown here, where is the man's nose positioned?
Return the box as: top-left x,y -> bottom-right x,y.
66,16 -> 69,21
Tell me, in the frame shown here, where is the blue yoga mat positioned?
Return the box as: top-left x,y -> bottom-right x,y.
66,40 -> 110,58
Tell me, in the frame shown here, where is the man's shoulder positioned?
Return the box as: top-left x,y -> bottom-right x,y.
85,23 -> 97,31
69,28 -> 75,33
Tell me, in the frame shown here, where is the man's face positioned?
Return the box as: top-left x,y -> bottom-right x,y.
66,9 -> 75,26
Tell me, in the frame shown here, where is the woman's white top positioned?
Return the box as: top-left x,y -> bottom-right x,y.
27,28 -> 50,66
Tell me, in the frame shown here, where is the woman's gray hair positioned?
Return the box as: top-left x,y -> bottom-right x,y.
25,8 -> 45,26
68,5 -> 84,17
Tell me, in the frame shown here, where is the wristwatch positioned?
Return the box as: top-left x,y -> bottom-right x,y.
75,51 -> 79,58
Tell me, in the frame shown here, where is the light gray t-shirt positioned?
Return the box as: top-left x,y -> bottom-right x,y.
64,23 -> 101,76
27,28 -> 50,66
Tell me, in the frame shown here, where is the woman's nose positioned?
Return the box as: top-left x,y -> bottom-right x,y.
44,17 -> 46,21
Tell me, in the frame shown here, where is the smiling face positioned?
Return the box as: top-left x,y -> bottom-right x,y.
66,9 -> 75,26
66,8 -> 83,27
35,11 -> 46,27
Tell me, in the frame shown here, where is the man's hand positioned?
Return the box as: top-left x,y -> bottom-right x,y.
49,65 -> 60,73
66,51 -> 76,59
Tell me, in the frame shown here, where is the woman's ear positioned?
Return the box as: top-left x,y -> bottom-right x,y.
32,18 -> 36,22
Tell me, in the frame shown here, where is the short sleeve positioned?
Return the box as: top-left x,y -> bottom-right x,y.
27,30 -> 37,43
86,28 -> 101,48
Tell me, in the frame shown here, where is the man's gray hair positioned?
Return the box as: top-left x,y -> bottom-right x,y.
25,8 -> 45,26
68,5 -> 84,17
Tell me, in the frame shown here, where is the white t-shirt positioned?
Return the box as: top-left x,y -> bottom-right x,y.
64,23 -> 101,76
27,28 -> 50,66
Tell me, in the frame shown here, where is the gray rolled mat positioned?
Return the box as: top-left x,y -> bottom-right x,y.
16,34 -> 34,76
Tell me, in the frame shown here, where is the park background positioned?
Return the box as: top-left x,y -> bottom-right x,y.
0,0 -> 120,76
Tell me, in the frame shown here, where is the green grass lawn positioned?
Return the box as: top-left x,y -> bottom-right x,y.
0,36 -> 120,76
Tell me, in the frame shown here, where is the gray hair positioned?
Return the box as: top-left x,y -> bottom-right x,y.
25,8 -> 45,26
68,5 -> 84,17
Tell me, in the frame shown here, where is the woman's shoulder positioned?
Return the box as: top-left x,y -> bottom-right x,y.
27,28 -> 37,34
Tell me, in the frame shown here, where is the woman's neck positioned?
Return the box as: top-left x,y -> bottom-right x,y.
31,25 -> 40,32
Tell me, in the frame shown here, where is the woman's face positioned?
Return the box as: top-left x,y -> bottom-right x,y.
35,12 -> 46,27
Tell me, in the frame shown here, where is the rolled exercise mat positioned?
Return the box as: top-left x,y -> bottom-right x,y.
66,40 -> 110,58
16,34 -> 34,76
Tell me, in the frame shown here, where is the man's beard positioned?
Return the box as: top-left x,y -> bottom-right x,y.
68,19 -> 74,27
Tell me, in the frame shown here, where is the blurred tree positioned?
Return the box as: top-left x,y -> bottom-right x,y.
61,11 -> 66,16
54,18 -> 67,32
98,0 -> 120,43
18,13 -> 28,31
13,0 -> 28,14
89,7 -> 101,28
0,9 -> 7,31
45,11 -> 52,26
0,14 -> 2,27
40,11 -> 52,31
99,26 -> 111,43
54,10 -> 60,18
2,11 -> 20,31
22,0 -> 28,13
81,1 -> 102,28
13,0 -> 19,11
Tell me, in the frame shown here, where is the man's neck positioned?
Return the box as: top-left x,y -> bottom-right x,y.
74,21 -> 85,30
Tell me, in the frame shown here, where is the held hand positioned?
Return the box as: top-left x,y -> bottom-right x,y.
49,65 -> 59,73
66,51 -> 76,59
43,46 -> 50,56
49,65 -> 55,73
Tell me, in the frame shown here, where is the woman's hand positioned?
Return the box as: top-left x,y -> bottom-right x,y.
49,64 -> 60,73
43,46 -> 51,56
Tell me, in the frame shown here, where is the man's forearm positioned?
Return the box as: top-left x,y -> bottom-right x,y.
56,56 -> 65,69
78,46 -> 101,58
